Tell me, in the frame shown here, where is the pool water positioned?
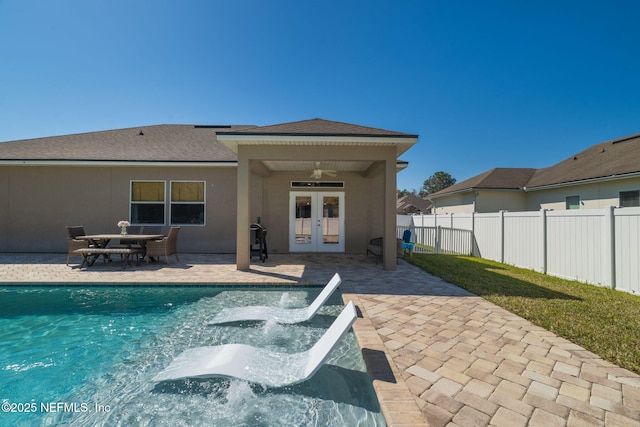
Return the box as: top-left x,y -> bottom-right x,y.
0,286 -> 385,426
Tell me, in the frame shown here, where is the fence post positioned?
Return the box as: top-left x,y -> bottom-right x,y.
470,211 -> 475,256
540,208 -> 547,274
603,206 -> 616,289
436,225 -> 441,254
499,210 -> 505,263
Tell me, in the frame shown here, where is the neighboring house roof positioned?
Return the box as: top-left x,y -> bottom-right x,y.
525,132 -> 640,189
430,132 -> 640,198
397,194 -> 432,214
429,168 -> 537,198
0,124 -> 249,163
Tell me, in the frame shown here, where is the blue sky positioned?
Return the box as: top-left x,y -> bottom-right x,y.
1,0 -> 639,191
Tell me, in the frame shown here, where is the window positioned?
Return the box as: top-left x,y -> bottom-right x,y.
620,190 -> 640,207
130,181 -> 165,224
171,181 -> 205,225
565,195 -> 580,210
291,181 -> 345,188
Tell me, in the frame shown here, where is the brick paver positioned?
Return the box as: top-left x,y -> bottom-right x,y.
1,252 -> 640,426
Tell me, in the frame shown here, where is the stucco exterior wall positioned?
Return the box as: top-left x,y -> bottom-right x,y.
476,190 -> 527,212
259,170 -> 383,254
432,193 -> 476,214
431,177 -> 640,214
0,165 -> 239,253
525,177 -> 640,210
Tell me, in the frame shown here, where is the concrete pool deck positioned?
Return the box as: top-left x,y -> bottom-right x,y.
1,253 -> 639,426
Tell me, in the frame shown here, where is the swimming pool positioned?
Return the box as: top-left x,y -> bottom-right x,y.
0,286 -> 385,426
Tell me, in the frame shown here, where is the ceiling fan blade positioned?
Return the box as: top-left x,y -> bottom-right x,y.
324,171 -> 337,177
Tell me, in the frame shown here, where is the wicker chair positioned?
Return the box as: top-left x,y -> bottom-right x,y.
66,225 -> 89,266
141,225 -> 162,235
146,226 -> 180,264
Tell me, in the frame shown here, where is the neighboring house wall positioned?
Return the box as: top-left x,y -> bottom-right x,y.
525,177 -> 640,210
476,190 -> 527,212
0,165 -> 239,253
432,178 -> 640,214
432,192 -> 476,214
432,190 -> 527,213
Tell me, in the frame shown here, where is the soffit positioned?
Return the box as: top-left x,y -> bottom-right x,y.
216,135 -> 416,157
261,160 -> 372,172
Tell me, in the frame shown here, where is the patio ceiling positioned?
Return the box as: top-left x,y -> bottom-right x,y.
261,160 -> 372,173
255,160 -> 408,177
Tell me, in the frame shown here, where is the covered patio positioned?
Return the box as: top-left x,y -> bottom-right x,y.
215,119 -> 418,271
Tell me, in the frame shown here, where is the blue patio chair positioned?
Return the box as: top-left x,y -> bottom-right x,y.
402,229 -> 414,256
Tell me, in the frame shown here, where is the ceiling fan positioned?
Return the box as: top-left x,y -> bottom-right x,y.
310,162 -> 337,179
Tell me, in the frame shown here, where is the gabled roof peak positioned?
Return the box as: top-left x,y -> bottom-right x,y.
217,118 -> 418,138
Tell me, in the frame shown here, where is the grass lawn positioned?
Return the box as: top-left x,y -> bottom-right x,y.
407,254 -> 640,375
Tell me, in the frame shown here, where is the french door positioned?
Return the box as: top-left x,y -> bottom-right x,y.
289,192 -> 345,252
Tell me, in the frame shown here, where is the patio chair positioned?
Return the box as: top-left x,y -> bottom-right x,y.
145,226 -> 180,264
141,225 -> 163,235
402,229 -> 415,257
66,225 -> 89,266
153,301 -> 357,387
208,273 -> 341,325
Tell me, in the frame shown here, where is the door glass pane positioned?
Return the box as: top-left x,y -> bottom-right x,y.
295,196 -> 312,244
322,196 -> 339,244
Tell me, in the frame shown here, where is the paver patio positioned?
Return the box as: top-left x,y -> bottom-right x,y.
1,253 -> 639,426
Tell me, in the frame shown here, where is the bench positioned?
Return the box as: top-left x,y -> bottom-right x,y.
366,237 -> 403,265
74,247 -> 142,269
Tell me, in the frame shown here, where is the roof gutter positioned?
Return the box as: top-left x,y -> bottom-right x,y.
523,171 -> 640,191
427,186 -> 522,200
0,160 -> 239,167
427,188 -> 475,200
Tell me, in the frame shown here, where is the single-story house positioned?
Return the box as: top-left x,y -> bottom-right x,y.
0,118 -> 418,270
428,132 -> 640,213
397,193 -> 432,215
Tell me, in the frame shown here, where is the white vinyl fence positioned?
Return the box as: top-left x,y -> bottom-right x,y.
401,207 -> 640,295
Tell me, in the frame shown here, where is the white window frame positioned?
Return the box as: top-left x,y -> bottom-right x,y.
565,195 -> 581,210
129,180 -> 167,225
620,190 -> 640,207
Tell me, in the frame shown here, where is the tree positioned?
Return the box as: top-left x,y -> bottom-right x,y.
419,171 -> 456,198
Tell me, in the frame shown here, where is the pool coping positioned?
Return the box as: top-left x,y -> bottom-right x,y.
340,287 -> 430,426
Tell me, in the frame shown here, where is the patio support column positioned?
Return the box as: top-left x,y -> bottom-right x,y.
236,149 -> 250,270
383,154 -> 397,271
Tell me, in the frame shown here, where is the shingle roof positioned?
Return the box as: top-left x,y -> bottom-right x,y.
0,119 -> 418,163
216,118 -> 418,138
525,132 -> 640,188
0,124 -> 249,162
430,168 -> 537,197
397,194 -> 432,214
430,132 -> 640,197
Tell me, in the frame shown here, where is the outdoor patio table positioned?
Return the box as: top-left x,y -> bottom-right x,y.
76,234 -> 164,267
